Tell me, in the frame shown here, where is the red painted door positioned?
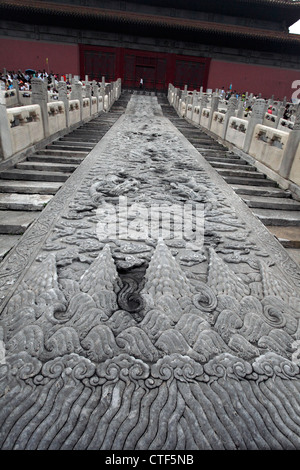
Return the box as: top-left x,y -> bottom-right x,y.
136,65 -> 155,89
79,45 -> 210,91
82,48 -> 116,82
174,58 -> 207,90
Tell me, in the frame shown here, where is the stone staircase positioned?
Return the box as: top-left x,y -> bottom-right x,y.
0,91 -> 131,261
2,91 -> 300,265
158,95 -> 300,266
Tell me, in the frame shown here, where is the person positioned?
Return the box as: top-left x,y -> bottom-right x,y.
139,78 -> 143,89
283,104 -> 291,120
225,90 -> 232,100
219,86 -> 225,98
244,104 -> 252,117
267,105 -> 273,114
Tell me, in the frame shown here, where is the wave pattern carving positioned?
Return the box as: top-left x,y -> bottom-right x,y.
0,239 -> 300,449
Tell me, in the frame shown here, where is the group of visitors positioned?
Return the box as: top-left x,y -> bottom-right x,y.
0,69 -> 67,92
219,86 -> 248,101
218,85 -> 294,121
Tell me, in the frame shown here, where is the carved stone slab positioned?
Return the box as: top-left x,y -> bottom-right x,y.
0,95 -> 300,450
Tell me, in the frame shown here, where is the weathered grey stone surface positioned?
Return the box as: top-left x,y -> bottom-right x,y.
0,95 -> 300,450
0,235 -> 22,261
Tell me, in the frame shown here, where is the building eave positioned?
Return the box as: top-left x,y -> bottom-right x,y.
1,0 -> 300,53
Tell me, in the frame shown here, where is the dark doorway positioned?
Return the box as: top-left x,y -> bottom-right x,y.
125,52 -> 166,91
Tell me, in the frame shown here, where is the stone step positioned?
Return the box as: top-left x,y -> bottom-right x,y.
61,134 -> 99,142
204,153 -> 242,161
232,184 -> 292,198
0,193 -> 53,211
35,149 -> 88,158
83,122 -> 112,127
46,143 -> 94,152
0,234 -> 22,261
242,194 -> 300,211
0,169 -> 70,182
217,168 -> 263,178
191,142 -> 224,149
0,180 -> 62,194
59,136 -> 98,143
53,140 -> 95,148
0,210 -> 39,234
210,161 -> 256,171
196,146 -> 227,152
196,148 -> 230,153
188,138 -> 219,143
225,176 -> 277,187
69,130 -> 102,136
16,161 -> 78,173
267,226 -> 300,248
177,128 -> 204,133
27,154 -> 84,164
191,138 -> 224,145
205,156 -> 246,165
252,208 -> 300,226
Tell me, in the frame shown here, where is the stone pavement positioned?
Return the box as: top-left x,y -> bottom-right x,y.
0,94 -> 300,450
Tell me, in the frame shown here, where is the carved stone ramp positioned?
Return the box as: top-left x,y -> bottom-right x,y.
0,94 -> 300,450
158,96 -> 300,266
0,92 -> 131,261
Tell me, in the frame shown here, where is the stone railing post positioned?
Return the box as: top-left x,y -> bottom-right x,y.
209,93 -> 220,130
276,104 -> 286,128
0,93 -> 13,159
185,93 -> 192,117
278,103 -> 300,179
92,80 -> 99,109
243,98 -> 265,154
174,88 -> 180,111
58,81 -> 69,128
192,90 -> 198,107
236,99 -> 244,119
12,79 -> 20,105
105,84 -> 111,109
180,85 -> 187,116
71,81 -> 83,121
199,93 -> 208,122
85,83 -> 92,115
168,83 -> 173,103
222,95 -> 237,140
100,77 -> 106,111
31,77 -> 49,138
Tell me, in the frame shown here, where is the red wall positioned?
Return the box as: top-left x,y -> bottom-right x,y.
1,38 -> 299,100
0,38 -> 80,76
207,60 -> 300,101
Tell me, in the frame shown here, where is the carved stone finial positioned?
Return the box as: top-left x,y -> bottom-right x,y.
252,98 -> 266,120
201,94 -> 208,106
227,95 -> 238,112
